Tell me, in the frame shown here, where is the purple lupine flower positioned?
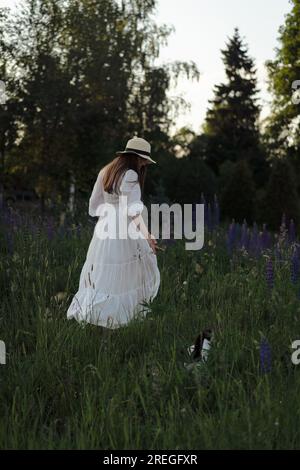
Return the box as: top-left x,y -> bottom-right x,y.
260,338 -> 272,374
288,219 -> 296,244
256,234 -> 263,258
291,250 -> 300,284
226,220 -> 236,256
249,228 -> 259,258
231,219 -> 237,239
239,219 -> 248,249
279,212 -> 288,247
250,234 -> 261,258
213,194 -> 220,227
265,257 -> 274,290
236,221 -> 241,240
252,221 -> 258,238
245,228 -> 251,251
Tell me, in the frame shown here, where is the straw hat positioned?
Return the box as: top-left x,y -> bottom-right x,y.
116,136 -> 156,164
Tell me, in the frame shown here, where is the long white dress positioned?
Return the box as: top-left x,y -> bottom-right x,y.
67,168 -> 160,329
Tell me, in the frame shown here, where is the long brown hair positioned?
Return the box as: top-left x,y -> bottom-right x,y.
102,153 -> 147,194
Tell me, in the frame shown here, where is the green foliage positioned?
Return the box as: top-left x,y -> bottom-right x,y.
220,159 -> 256,223
154,152 -> 217,204
171,156 -> 217,204
260,157 -> 300,231
1,0 -> 199,209
265,0 -> 300,156
218,160 -> 236,194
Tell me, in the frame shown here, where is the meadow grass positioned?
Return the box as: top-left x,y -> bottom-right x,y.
1,212 -> 300,449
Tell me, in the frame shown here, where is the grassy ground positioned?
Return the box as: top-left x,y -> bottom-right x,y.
1,211 -> 300,449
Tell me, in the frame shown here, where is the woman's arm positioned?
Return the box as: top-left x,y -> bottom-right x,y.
120,169 -> 157,254
88,169 -> 104,217
130,213 -> 157,254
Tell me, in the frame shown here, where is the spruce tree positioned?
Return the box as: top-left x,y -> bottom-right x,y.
204,28 -> 267,186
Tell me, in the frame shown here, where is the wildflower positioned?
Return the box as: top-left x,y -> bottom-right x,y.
265,257 -> 274,290
260,338 -> 272,374
253,222 -> 258,238
256,234 -> 263,258
288,219 -> 296,244
226,220 -> 236,256
291,251 -> 300,284
239,219 -> 248,250
279,213 -> 288,247
249,227 -> 259,258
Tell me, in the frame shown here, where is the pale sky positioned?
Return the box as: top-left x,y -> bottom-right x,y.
0,0 -> 292,135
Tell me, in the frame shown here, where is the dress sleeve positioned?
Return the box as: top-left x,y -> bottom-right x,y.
88,169 -> 105,217
120,169 -> 144,217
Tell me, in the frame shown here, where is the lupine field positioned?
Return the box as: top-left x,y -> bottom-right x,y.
1,198 -> 300,450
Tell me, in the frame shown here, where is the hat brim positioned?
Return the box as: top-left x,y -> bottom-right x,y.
116,150 -> 156,164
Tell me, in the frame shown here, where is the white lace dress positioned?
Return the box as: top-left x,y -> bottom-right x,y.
67,169 -> 160,329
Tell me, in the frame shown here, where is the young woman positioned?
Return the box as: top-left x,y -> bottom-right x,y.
67,136 -> 160,329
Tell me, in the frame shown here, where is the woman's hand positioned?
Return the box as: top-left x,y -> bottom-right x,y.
147,233 -> 157,255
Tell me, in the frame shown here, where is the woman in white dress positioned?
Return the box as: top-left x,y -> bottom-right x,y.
67,136 -> 160,329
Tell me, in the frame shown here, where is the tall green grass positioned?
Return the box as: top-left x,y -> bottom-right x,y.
1,216 -> 300,449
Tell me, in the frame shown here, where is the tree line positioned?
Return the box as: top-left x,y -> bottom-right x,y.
0,0 -> 300,231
